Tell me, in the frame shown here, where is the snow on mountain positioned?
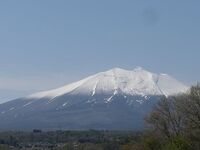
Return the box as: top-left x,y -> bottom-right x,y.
0,67 -> 190,130
27,67 -> 189,99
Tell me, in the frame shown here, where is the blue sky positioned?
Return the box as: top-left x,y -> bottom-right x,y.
0,0 -> 200,103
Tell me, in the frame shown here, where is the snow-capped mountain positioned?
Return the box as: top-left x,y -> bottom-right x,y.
28,67 -> 188,99
0,67 -> 188,130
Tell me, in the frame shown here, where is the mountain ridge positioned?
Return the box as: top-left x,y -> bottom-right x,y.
27,67 -> 188,100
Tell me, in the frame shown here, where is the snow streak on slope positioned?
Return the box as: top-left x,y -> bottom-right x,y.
27,67 -> 189,99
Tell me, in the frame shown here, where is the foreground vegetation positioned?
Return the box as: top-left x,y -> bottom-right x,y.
143,84 -> 200,150
0,130 -> 141,150
0,85 -> 199,150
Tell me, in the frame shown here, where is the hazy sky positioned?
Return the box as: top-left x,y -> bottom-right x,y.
0,0 -> 200,103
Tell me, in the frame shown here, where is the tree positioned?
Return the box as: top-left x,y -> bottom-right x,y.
177,85 -> 200,130
175,84 -> 200,149
146,84 -> 200,149
145,96 -> 184,140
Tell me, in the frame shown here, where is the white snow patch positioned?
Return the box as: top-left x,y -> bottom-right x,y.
46,97 -> 57,104
92,80 -> 99,96
113,89 -> 118,95
157,74 -> 188,97
62,102 -> 68,107
106,95 -> 113,103
136,99 -> 144,104
9,107 -> 15,111
23,101 -> 33,107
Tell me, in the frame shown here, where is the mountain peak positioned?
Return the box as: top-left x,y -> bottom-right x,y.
27,67 -> 189,99
108,66 -> 146,72
105,67 -> 149,75
133,66 -> 144,71
106,67 -> 127,73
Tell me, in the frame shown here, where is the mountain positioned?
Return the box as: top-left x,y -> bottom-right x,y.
0,67 -> 188,130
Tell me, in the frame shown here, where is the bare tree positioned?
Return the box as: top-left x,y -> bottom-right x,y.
146,96 -> 184,140
179,85 -> 200,129
146,84 -> 200,149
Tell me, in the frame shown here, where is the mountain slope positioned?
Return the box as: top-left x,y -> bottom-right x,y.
0,67 -> 189,130
28,67 -> 188,99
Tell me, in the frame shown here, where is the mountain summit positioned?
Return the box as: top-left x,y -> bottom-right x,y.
28,67 -> 188,99
0,67 -> 188,130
